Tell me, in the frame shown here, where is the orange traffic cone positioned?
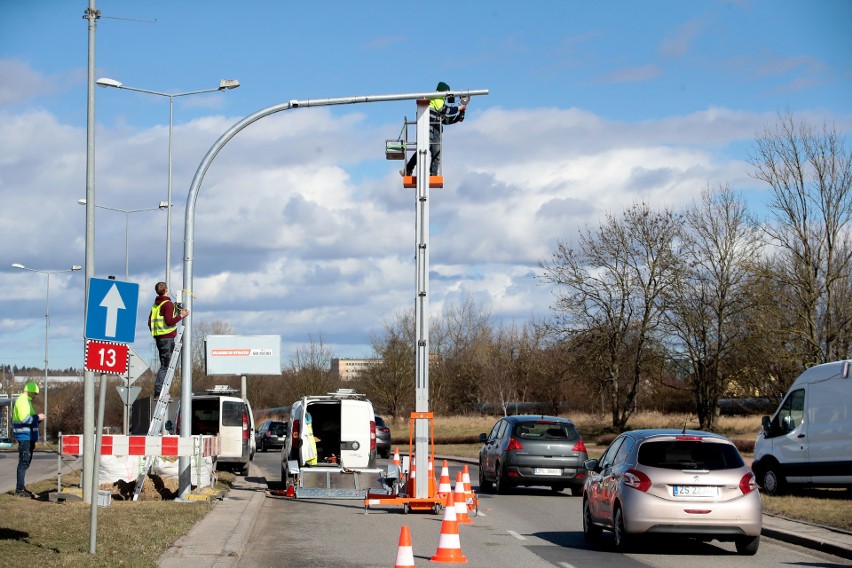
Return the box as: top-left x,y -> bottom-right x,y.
430,489 -> 467,563
437,460 -> 452,497
394,525 -> 415,568
393,447 -> 401,467
407,456 -> 416,497
462,465 -> 474,511
428,455 -> 437,497
454,472 -> 472,524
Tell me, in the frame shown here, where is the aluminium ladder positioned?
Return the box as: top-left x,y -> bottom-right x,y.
132,327 -> 184,501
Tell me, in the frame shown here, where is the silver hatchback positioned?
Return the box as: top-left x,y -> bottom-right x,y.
583,429 -> 762,555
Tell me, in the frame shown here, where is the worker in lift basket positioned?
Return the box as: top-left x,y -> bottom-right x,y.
303,412 -> 319,466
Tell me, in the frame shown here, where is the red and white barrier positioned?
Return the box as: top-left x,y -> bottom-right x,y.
61,434 -> 218,458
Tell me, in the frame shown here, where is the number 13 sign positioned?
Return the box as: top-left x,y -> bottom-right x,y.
85,339 -> 129,375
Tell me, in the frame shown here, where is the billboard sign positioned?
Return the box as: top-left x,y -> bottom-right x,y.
205,335 -> 281,375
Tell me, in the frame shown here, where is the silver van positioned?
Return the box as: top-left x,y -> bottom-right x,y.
752,360 -> 852,495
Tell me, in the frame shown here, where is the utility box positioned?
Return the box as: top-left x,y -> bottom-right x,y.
97,489 -> 112,507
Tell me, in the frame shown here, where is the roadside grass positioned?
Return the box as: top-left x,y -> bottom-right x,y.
0,470 -> 236,567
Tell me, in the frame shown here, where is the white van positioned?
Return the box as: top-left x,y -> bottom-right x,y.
752,360 -> 852,495
171,385 -> 256,475
281,389 -> 379,498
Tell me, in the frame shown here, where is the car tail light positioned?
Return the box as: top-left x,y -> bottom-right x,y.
739,472 -> 758,494
624,469 -> 652,492
506,437 -> 523,451
675,436 -> 703,441
265,431 -> 272,438
370,420 -> 376,451
573,439 -> 587,453
292,419 -> 300,440
242,411 -> 249,442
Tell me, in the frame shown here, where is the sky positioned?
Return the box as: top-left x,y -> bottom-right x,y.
1,0 -> 850,375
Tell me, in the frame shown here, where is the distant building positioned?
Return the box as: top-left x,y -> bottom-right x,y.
330,358 -> 378,382
13,375 -> 84,386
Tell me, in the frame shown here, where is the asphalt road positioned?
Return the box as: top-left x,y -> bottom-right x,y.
245,451 -> 850,568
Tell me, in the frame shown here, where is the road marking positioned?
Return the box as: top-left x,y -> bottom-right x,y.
507,530 -> 526,541
558,563 -> 579,568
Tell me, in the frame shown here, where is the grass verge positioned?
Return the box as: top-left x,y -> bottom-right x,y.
0,471 -> 236,567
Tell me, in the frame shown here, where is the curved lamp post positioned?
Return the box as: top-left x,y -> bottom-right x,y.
175,87 -> 488,497
11,263 -> 82,441
95,77 -> 240,289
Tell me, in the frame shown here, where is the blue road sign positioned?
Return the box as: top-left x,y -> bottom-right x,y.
85,278 -> 140,343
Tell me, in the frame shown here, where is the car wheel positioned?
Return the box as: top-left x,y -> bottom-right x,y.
478,461 -> 494,492
570,485 -> 583,497
735,535 -> 760,555
380,448 -> 390,459
550,484 -> 565,493
238,462 -> 249,476
260,440 -> 267,452
613,506 -> 632,552
761,464 -> 786,496
583,498 -> 601,542
495,462 -> 509,494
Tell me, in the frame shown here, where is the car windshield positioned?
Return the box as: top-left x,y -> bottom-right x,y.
638,440 -> 745,470
513,421 -> 578,441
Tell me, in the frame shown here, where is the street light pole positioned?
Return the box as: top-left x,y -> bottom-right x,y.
77,200 -> 168,281
95,77 -> 240,289
11,263 -> 82,442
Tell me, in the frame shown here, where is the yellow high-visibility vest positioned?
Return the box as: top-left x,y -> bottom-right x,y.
150,301 -> 177,337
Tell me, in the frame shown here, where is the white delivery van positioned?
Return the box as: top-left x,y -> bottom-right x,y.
752,360 -> 852,495
171,385 -> 256,475
281,389 -> 380,498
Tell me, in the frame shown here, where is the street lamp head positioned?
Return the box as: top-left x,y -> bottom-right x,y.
12,263 -> 25,270
96,77 -> 122,89
219,79 -> 240,91
71,265 -> 82,271
159,201 -> 169,209
78,199 -> 87,205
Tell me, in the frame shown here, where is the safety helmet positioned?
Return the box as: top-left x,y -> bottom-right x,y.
436,81 -> 450,92
24,380 -> 39,394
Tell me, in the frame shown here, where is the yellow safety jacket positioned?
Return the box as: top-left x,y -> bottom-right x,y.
12,392 -> 38,442
150,301 -> 177,337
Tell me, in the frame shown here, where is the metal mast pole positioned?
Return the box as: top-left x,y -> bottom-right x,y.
413,99 -> 431,499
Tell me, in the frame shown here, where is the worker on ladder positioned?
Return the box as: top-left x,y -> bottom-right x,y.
148,282 -> 189,398
401,81 -> 467,177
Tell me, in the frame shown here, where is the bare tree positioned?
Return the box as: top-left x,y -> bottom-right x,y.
287,334 -> 338,398
539,202 -> 682,429
359,309 -> 416,420
750,112 -> 852,368
664,186 -> 763,429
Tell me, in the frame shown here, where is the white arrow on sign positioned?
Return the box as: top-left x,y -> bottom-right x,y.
100,284 -> 126,338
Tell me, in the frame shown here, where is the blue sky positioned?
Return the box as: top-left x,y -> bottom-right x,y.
1,0 -> 850,374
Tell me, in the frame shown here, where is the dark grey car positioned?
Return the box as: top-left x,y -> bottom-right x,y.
374,414 -> 391,459
256,420 -> 288,452
479,415 -> 588,495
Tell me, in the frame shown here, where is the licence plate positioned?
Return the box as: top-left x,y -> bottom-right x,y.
533,468 -> 562,476
673,485 -> 718,497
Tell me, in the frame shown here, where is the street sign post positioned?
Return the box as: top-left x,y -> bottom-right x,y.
85,340 -> 129,375
84,278 -> 139,343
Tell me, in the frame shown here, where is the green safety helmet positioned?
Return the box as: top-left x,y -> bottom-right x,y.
24,380 -> 39,394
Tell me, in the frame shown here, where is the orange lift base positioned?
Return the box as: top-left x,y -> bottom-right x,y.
402,175 -> 443,188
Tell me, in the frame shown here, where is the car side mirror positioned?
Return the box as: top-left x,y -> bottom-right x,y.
761,415 -> 771,433
479,433 -> 488,443
583,458 -> 600,473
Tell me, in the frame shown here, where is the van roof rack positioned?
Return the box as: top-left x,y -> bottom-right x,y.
327,388 -> 367,399
207,385 -> 239,394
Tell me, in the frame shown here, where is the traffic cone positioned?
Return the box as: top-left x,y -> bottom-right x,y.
407,456 -> 416,497
437,460 -> 452,496
393,447 -> 401,467
430,489 -> 467,563
462,465 -> 474,511
394,525 -> 415,568
454,472 -> 472,524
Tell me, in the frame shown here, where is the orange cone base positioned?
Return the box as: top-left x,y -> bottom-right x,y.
430,548 -> 467,563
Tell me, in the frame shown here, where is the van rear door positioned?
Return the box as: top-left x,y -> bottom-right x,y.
340,400 -> 373,468
219,399 -> 250,460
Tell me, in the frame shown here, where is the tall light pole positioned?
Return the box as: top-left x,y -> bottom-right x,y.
77,200 -> 168,281
95,77 -> 240,289
11,263 -> 82,442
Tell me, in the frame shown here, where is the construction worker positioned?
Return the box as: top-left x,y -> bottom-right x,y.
12,380 -> 44,498
303,412 -> 319,466
148,282 -> 189,398
402,81 -> 467,177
